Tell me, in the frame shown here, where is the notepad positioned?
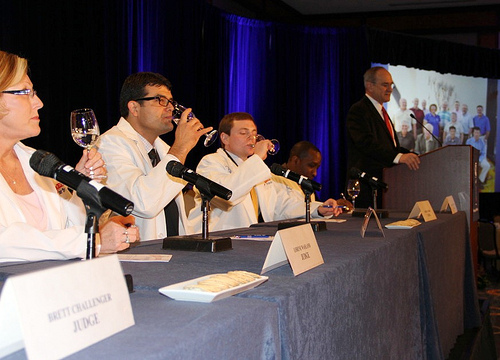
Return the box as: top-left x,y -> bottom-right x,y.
117,254 -> 172,262
385,219 -> 422,229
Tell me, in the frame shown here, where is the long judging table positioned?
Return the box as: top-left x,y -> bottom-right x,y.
0,212 -> 480,359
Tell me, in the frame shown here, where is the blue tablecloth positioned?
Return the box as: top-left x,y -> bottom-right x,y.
0,212 -> 479,359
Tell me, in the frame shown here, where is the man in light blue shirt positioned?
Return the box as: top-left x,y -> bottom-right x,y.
472,105 -> 490,140
466,127 -> 490,183
461,104 -> 474,138
438,101 -> 451,129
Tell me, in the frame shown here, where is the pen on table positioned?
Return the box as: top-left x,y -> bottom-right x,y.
321,205 -> 347,209
232,235 -> 273,238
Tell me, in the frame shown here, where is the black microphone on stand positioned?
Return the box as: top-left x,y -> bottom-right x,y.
270,163 -> 327,232
349,168 -> 388,190
410,113 -> 443,146
166,161 -> 232,200
30,150 -> 134,216
163,161 -> 233,252
270,163 -> 321,193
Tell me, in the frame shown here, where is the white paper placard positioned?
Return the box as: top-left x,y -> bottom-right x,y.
408,200 -> 437,222
440,195 -> 458,214
261,224 -> 324,276
0,255 -> 134,360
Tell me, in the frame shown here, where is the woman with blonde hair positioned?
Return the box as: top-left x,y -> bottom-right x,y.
0,50 -> 139,262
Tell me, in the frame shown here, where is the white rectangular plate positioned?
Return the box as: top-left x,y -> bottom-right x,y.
159,274 -> 268,303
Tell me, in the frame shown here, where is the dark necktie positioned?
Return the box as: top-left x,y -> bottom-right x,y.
148,148 -> 179,236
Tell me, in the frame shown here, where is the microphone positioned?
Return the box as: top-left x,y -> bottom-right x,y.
410,113 -> 443,146
349,167 -> 388,190
270,163 -> 321,193
166,161 -> 232,200
30,150 -> 134,216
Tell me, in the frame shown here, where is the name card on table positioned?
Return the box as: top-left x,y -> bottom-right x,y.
360,207 -> 385,238
408,200 -> 437,222
261,224 -> 324,276
440,195 -> 458,214
0,255 -> 134,360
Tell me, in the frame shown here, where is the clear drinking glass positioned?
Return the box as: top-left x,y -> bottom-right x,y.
70,108 -> 106,180
171,102 -> 218,147
255,134 -> 280,155
347,179 -> 360,210
70,108 -> 99,150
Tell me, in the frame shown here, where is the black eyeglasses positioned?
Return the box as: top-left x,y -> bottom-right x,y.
133,96 -> 175,108
1,89 -> 38,98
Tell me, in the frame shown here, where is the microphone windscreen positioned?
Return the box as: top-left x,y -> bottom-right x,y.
30,150 -> 62,177
166,160 -> 183,177
270,163 -> 284,176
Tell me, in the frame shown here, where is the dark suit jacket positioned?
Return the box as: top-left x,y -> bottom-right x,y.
346,96 -> 410,207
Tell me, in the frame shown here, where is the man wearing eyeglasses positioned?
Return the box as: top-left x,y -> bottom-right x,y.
99,72 -> 212,241
346,66 -> 420,208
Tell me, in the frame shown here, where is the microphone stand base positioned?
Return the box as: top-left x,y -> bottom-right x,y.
351,209 -> 389,218
162,235 -> 232,252
277,220 -> 327,232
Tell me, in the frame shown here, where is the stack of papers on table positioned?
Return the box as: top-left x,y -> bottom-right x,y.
385,219 -> 422,229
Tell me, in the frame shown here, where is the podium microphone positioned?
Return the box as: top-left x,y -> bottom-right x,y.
349,167 -> 388,190
270,163 -> 321,193
166,161 -> 232,200
410,113 -> 443,146
30,150 -> 134,216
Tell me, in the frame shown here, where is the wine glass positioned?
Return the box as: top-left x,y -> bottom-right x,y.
70,108 -> 99,150
70,108 -> 105,180
171,102 -> 218,147
347,179 -> 360,210
255,134 -> 280,155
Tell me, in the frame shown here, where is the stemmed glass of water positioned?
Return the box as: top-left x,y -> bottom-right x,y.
71,108 -> 99,150
347,179 -> 360,210
70,108 -> 105,180
172,102 -> 218,147
255,134 -> 280,155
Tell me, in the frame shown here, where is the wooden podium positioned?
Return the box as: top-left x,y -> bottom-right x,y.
383,145 -> 480,271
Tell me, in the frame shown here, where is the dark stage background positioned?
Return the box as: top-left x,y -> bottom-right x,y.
2,0 -> 500,199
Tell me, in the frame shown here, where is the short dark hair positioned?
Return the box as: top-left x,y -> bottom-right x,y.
219,112 -> 254,148
472,126 -> 481,132
119,72 -> 172,118
288,141 -> 320,161
449,126 -> 456,131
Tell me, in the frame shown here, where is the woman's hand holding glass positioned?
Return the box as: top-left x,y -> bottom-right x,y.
74,148 -> 107,183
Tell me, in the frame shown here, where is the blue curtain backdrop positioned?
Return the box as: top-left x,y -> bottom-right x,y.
221,15 -> 369,198
0,0 -> 368,199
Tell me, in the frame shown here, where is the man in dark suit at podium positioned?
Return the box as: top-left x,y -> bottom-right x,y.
346,66 -> 420,208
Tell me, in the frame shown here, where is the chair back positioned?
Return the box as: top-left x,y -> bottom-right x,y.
478,220 -> 499,258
